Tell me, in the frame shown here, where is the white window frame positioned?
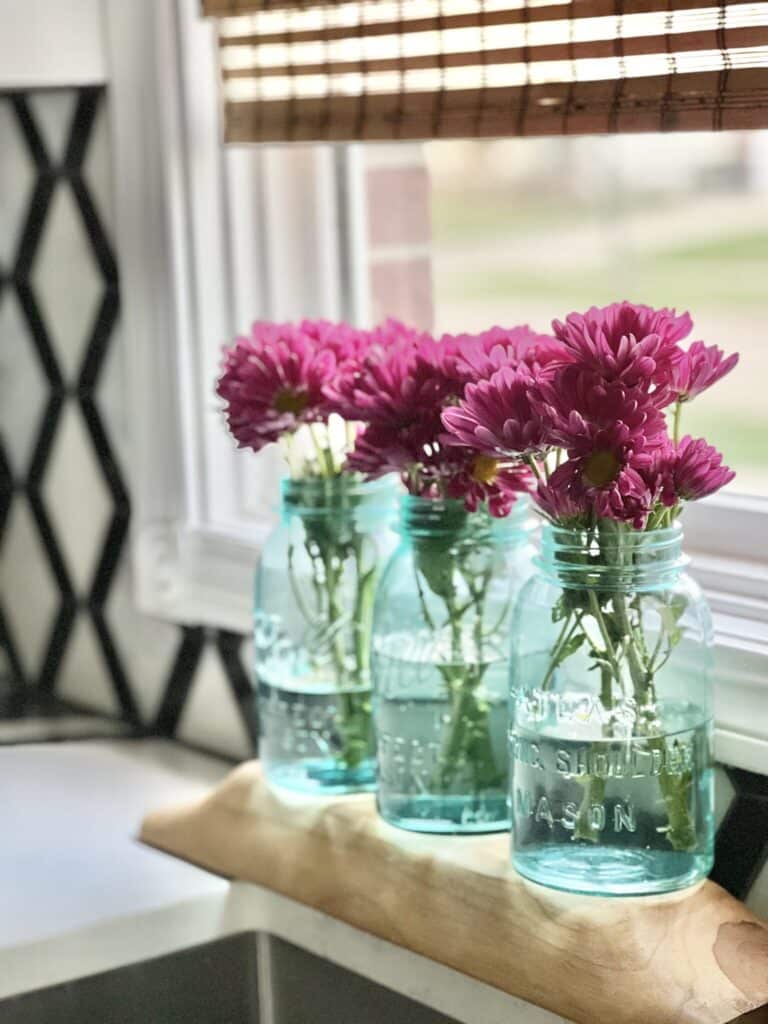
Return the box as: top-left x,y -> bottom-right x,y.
106,0 -> 767,773
105,0 -> 369,632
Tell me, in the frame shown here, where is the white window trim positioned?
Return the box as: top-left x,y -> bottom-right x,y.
105,0 -> 767,774
105,0 -> 369,633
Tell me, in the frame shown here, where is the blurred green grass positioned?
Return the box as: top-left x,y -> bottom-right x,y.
434,261 -> 767,311
430,191 -> 677,242
662,232 -> 768,262
681,407 -> 767,469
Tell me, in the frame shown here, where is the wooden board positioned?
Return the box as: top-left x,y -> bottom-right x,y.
140,761 -> 768,1024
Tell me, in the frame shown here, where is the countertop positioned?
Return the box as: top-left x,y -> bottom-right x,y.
0,738 -> 567,1024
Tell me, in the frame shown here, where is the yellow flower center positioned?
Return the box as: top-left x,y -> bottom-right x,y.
471,455 -> 500,486
583,450 -> 621,488
273,389 -> 308,416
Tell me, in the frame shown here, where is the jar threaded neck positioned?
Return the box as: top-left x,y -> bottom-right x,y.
280,475 -> 395,518
538,522 -> 687,590
399,494 -> 531,542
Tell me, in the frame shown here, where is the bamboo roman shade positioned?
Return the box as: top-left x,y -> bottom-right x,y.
202,0 -> 768,141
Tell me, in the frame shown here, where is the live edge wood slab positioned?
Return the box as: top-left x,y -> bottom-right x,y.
140,761 -> 768,1024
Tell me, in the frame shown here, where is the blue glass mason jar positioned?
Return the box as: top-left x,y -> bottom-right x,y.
254,476 -> 396,794
509,522 -> 714,896
373,496 -> 534,833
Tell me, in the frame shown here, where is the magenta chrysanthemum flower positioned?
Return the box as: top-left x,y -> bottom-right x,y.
670,341 -> 739,403
324,322 -> 447,425
442,325 -> 560,382
299,318 -> 369,376
535,473 -> 589,525
367,317 -> 432,351
539,458 -> 656,529
345,420 -> 433,480
669,435 -> 735,500
553,301 -> 691,395
446,457 -> 533,517
441,366 -> 549,457
217,321 -> 337,453
533,366 -> 668,455
348,425 -> 531,516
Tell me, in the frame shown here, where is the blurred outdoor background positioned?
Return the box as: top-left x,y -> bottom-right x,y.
425,132 -> 768,496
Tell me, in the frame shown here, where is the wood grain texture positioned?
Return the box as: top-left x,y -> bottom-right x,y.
140,761 -> 768,1024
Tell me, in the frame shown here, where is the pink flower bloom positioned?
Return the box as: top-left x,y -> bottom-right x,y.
367,317 -> 432,351
520,335 -> 569,375
324,322 -> 448,426
534,366 -> 668,456
345,420 -> 435,481
670,341 -> 739,402
669,435 -> 735,501
441,366 -> 549,457
299,319 -> 369,379
590,465 -> 657,528
348,421 -> 532,516
535,472 -> 589,525
445,457 -> 533,517
217,321 -> 337,453
553,301 -> 691,396
539,457 -> 656,529
442,325 -> 560,382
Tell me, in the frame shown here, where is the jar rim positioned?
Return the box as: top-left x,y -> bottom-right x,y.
280,473 -> 397,512
398,493 -> 532,538
537,520 -> 687,590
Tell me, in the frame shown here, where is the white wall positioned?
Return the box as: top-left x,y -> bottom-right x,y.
0,0 -> 106,88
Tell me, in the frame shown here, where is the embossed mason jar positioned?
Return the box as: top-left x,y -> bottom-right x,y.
509,522 -> 714,896
254,476 -> 396,794
373,496 -> 534,833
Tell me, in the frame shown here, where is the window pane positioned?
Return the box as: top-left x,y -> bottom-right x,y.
426,132 -> 768,497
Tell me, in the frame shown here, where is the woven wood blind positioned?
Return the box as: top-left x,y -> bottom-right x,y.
202,0 -> 768,141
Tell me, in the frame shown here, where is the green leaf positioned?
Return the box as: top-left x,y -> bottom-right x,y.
668,626 -> 683,648
670,594 -> 688,621
416,543 -> 457,601
551,596 -> 567,623
605,613 -> 626,644
555,633 -> 585,665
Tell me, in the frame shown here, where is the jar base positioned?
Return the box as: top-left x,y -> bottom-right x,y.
378,793 -> 509,834
512,846 -> 712,897
265,757 -> 377,796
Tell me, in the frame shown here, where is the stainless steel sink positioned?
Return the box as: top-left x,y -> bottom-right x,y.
1,932 -> 460,1023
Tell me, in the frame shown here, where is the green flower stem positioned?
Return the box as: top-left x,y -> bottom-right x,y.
613,592 -> 651,703
540,612 -> 581,691
672,400 -> 683,446
417,538 -> 504,799
322,542 -> 373,770
437,665 -> 503,793
309,423 -> 337,478
289,505 -> 375,772
587,591 -> 623,684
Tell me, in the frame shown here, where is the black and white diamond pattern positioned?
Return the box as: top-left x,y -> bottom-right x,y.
0,86 -> 255,761
0,86 -> 765,909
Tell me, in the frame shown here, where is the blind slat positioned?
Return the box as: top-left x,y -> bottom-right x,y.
204,0 -> 768,140
221,27 -> 768,77
218,0 -> 762,47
